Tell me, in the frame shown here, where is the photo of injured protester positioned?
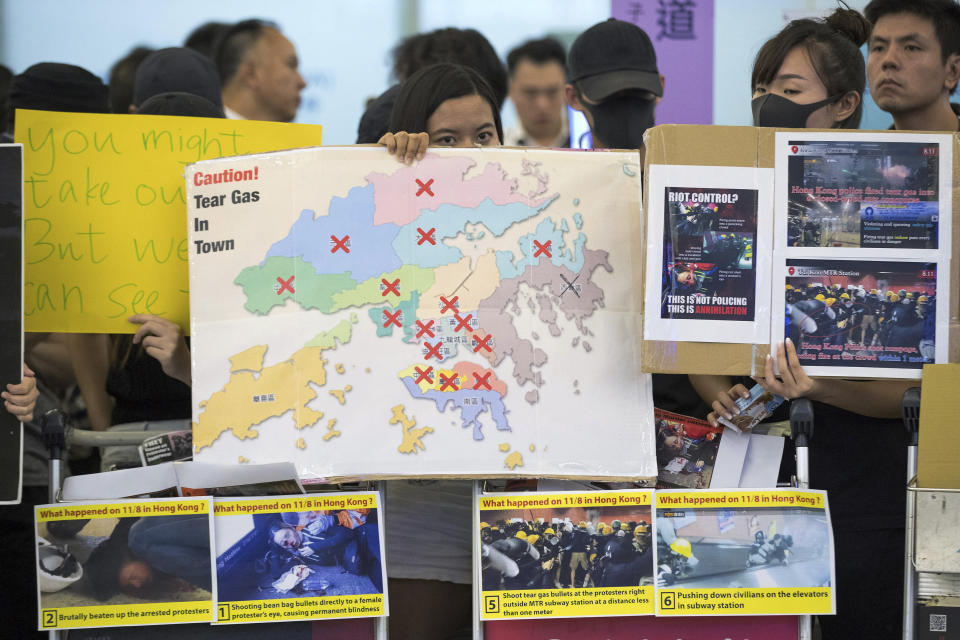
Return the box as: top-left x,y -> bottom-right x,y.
215,505 -> 383,603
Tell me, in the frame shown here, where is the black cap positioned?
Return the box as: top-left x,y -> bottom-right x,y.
568,19 -> 661,102
9,63 -> 109,114
133,47 -> 222,109
137,91 -> 225,118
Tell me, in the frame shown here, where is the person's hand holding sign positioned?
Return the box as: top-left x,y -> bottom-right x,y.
3,365 -> 38,423
129,314 -> 191,386
754,338 -> 817,400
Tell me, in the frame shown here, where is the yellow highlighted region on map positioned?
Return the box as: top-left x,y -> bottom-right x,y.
505,451 -> 523,469
323,419 -> 341,441
389,405 -> 433,454
230,345 -> 267,374
417,252 -> 501,318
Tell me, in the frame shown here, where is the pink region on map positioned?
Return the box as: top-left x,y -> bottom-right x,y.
366,155 -> 551,226
452,361 -> 508,396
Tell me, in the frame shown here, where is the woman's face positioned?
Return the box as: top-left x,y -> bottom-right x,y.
273,526 -> 301,550
426,94 -> 500,147
753,46 -> 837,129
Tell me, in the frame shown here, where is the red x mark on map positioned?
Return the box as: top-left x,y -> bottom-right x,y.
414,366 -> 434,385
473,334 -> 493,353
439,372 -> 460,391
382,309 -> 402,328
453,313 -> 474,333
415,320 -> 435,339
533,239 -> 552,258
381,278 -> 400,297
439,295 -> 459,314
330,235 -> 350,253
415,178 -> 434,197
276,275 -> 295,295
473,371 -> 492,390
417,227 -> 436,246
423,341 -> 443,361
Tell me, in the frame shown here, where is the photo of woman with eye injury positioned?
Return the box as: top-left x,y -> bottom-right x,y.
215,506 -> 383,603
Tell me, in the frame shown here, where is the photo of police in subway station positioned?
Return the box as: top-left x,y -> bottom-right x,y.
655,508 -> 831,590
215,507 -> 383,602
786,140 -> 940,250
784,260 -> 937,368
480,505 -> 653,592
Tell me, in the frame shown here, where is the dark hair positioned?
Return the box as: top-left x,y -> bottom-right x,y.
389,63 -> 504,143
865,0 -> 960,61
185,21 -> 231,59
214,18 -> 279,87
507,37 -> 567,76
752,7 -> 869,128
391,28 -> 508,108
108,46 -> 154,114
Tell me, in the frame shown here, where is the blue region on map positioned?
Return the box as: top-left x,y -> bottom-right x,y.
573,213 -> 584,230
400,377 -> 510,440
392,196 -> 557,268
496,216 -> 587,279
264,185 -> 403,281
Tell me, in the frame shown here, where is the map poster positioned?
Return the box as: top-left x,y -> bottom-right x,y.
35,498 -> 215,630
214,493 -> 386,623
774,257 -> 946,378
654,489 -> 835,617
187,147 -> 654,480
0,144 -> 23,504
478,490 -> 654,620
779,134 -> 951,251
644,165 -> 773,345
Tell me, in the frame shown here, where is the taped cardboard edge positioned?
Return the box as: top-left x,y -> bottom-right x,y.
640,124 -> 768,375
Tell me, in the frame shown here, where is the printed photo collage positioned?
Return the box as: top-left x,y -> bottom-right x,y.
645,132 -> 952,378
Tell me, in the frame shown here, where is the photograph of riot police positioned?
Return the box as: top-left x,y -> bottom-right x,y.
784,260 -> 937,369
786,140 -> 940,250
480,505 -> 653,591
215,507 -> 383,601
655,508 -> 831,589
661,187 -> 758,321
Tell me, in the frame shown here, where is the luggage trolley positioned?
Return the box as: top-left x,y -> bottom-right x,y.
40,411 -> 388,640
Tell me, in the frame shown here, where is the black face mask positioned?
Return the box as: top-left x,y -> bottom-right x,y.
752,93 -> 838,128
583,90 -> 656,150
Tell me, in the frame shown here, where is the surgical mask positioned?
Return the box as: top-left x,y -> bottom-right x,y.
583,90 -> 656,150
752,93 -> 838,128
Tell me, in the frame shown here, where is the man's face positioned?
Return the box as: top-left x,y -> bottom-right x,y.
118,559 -> 154,593
677,270 -> 695,286
868,13 -> 957,115
509,59 -> 566,141
250,29 -> 306,122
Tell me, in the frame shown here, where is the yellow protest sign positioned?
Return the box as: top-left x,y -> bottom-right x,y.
15,109 -> 322,333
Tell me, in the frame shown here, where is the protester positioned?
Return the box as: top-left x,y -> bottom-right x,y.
216,19 -> 306,122
565,18 -> 663,161
357,27 -> 507,144
377,62 -> 503,640
692,8 -> 909,638
131,47 -> 224,113
504,37 -> 569,147
865,0 -> 960,131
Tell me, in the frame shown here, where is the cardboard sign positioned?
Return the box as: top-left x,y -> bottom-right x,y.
35,498 -> 215,630
15,109 -> 323,333
654,489 -> 835,616
478,490 -> 655,620
213,493 -> 387,623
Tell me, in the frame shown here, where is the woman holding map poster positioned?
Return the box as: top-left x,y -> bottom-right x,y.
691,8 -> 909,638
377,62 -> 504,639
